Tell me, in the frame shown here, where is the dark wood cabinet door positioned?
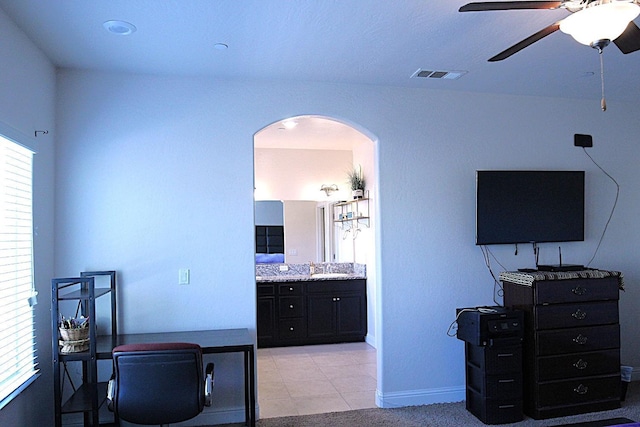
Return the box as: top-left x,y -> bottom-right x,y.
336,294 -> 366,337
257,296 -> 276,344
307,295 -> 336,338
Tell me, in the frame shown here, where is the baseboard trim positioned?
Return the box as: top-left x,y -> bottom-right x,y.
375,385 -> 465,408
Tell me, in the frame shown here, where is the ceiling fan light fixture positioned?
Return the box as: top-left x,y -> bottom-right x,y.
559,2 -> 640,45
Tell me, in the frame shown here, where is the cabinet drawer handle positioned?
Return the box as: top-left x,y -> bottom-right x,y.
497,353 -> 514,357
289,327 -> 294,331
573,359 -> 588,370
333,297 -> 341,301
289,304 -> 294,309
289,287 -> 294,291
571,286 -> 587,296
572,309 -> 587,320
498,379 -> 515,383
574,384 -> 589,395
573,334 -> 588,345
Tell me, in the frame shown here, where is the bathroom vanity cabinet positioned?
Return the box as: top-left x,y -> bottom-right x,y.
257,278 -> 366,347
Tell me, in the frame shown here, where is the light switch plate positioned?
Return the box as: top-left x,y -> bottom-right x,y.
179,268 -> 190,285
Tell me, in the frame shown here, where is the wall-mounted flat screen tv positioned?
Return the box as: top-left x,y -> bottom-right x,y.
476,170 -> 585,245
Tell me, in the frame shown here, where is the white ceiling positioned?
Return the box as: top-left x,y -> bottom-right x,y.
2,1 -> 640,109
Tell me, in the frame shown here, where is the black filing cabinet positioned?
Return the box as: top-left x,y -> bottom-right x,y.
457,307 -> 524,424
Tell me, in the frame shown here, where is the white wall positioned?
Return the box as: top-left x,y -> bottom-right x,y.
0,7 -> 56,427
52,68 -> 640,424
254,147 -> 353,201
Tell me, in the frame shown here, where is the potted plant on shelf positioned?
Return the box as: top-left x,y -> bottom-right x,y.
347,165 -> 365,199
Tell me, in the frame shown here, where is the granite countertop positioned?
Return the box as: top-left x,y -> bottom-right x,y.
256,273 -> 366,283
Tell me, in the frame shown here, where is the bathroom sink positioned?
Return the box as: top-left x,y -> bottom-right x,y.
311,273 -> 350,278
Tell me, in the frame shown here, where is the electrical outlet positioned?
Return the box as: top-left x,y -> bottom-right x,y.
279,265 -> 289,272
574,134 -> 593,147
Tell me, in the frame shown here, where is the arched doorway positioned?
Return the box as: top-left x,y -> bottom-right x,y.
253,115 -> 379,417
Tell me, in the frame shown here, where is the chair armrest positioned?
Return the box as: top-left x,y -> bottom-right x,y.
204,362 -> 215,407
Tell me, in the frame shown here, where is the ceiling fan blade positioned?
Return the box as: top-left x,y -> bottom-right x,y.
459,1 -> 563,12
614,21 -> 640,54
488,22 -> 560,61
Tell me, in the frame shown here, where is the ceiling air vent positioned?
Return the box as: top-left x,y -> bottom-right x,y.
411,69 -> 467,80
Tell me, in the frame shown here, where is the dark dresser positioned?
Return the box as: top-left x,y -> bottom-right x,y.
501,269 -> 623,419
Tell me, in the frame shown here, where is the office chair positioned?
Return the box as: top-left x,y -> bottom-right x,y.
107,342 -> 214,426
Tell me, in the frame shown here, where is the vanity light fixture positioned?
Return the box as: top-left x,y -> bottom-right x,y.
320,184 -> 339,196
103,20 -> 137,36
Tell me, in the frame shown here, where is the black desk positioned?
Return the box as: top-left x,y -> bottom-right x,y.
97,328 -> 256,427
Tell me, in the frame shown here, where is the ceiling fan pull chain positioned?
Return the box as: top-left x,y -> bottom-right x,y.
599,48 -> 607,112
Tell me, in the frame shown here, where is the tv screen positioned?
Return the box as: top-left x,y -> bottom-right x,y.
476,170 -> 585,245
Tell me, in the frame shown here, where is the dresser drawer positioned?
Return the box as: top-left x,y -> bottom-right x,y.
536,375 -> 621,407
467,366 -> 523,399
534,277 -> 619,305
279,296 -> 304,318
534,301 -> 619,330
536,324 -> 620,356
466,344 -> 522,374
279,283 -> 303,295
278,318 -> 306,339
537,349 -> 620,381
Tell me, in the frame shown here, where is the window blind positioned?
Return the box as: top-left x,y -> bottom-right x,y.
0,135 -> 38,409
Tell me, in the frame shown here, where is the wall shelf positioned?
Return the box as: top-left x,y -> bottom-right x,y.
333,198 -> 370,229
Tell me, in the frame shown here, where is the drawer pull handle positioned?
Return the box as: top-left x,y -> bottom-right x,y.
574,384 -> 589,395
498,379 -> 515,383
289,304 -> 294,309
498,404 -> 515,409
497,353 -> 514,357
289,287 -> 294,291
573,334 -> 588,345
573,359 -> 588,370
289,327 -> 294,331
572,309 -> 587,320
572,286 -> 587,296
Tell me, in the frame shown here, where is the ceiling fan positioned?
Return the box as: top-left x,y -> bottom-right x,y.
459,0 -> 640,61
459,0 -> 640,110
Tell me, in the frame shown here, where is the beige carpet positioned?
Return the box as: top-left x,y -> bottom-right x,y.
214,381 -> 639,427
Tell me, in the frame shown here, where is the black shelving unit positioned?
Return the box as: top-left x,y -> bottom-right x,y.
52,271 -> 117,427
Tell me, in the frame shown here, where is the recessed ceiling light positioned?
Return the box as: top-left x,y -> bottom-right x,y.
103,20 -> 137,36
282,119 -> 298,129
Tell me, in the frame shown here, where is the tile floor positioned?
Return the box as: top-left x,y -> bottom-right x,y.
257,342 -> 377,418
